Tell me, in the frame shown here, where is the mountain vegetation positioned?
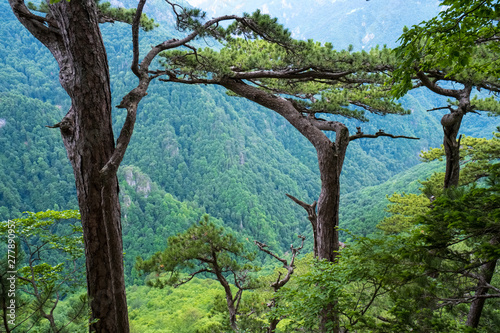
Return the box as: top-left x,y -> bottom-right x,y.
1,0 -> 499,332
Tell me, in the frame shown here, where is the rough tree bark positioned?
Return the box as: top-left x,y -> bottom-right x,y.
417,71 -> 500,326
466,236 -> 500,328
8,1 -> 129,331
466,259 -> 498,328
441,110 -> 464,188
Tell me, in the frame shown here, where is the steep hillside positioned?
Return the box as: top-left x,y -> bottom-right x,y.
1,0 -> 498,262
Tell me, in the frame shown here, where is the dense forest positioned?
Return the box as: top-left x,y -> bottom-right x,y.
1,0 -> 499,332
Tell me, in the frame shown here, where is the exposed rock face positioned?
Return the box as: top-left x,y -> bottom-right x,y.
123,166 -> 152,197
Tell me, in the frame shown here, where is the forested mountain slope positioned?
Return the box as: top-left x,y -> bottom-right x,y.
1,0 -> 498,268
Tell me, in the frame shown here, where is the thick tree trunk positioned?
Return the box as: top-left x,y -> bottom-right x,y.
8,1 -> 130,332
315,132 -> 348,333
315,129 -> 348,262
52,2 -> 129,331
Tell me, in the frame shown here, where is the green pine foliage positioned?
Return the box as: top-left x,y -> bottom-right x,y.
1,0 -> 495,255
135,215 -> 257,289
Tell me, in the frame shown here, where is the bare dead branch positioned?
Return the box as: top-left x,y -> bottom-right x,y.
172,268 -> 211,287
427,106 -> 455,112
131,0 -> 147,77
349,129 -> 420,142
286,194 -> 317,256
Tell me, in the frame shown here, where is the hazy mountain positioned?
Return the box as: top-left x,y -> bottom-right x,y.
185,0 -> 443,49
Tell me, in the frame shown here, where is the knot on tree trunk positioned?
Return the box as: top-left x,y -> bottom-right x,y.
59,116 -> 74,136
441,112 -> 461,127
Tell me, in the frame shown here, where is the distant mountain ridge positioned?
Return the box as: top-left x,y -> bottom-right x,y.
185,0 -> 442,49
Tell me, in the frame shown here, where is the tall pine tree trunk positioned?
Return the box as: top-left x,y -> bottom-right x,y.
315,130 -> 349,333
9,1 -> 129,331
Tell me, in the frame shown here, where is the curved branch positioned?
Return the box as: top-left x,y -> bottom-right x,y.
8,0 -> 61,48
286,194 -> 317,257
220,78 -> 329,148
172,268 -> 211,287
103,7 -> 244,177
255,235 -> 304,291
100,83 -> 149,178
140,14 -> 240,70
416,71 -> 461,98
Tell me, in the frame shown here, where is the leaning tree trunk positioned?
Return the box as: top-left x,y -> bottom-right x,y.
466,259 -> 498,328
8,1 -> 129,332
221,79 -> 349,333
466,235 -> 500,328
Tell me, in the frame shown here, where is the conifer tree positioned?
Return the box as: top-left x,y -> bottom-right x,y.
155,8 -> 420,330
8,1 -> 302,330
136,216 -> 258,331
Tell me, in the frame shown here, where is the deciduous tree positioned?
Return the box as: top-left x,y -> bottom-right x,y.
393,0 -> 500,189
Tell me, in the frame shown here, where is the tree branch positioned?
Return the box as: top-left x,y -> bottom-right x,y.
231,69 -> 353,81
307,118 -> 348,133
103,9 -> 260,178
416,71 -> 461,98
286,194 -> 317,256
349,128 -> 419,141
427,106 -> 455,112
131,0 -> 147,77
172,268 -> 211,287
8,0 -> 61,48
